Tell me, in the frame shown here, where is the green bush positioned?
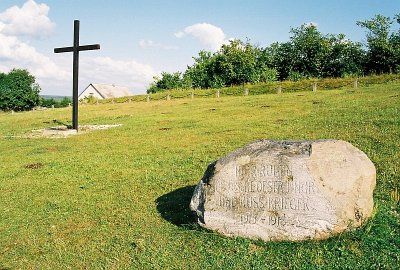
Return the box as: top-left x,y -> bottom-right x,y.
0,69 -> 41,111
259,67 -> 278,82
287,71 -> 305,81
40,97 -> 71,108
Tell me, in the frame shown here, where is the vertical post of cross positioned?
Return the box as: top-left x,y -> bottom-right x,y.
72,20 -> 80,130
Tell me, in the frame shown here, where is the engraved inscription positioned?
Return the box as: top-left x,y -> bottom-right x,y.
209,162 -> 318,227
240,213 -> 286,226
218,195 -> 313,211
236,163 -> 293,178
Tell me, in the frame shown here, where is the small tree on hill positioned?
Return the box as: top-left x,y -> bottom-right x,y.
0,69 -> 41,111
357,14 -> 400,74
147,72 -> 186,93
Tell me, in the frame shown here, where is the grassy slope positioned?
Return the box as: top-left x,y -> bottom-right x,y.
0,83 -> 399,269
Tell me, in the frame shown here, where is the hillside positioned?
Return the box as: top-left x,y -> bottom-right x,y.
0,83 -> 399,269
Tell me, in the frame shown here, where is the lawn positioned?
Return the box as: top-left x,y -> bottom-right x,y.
0,83 -> 399,269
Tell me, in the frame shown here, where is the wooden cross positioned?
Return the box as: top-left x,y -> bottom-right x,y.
54,20 -> 100,130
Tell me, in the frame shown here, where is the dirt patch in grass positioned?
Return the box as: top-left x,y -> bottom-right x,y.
312,101 -> 324,105
159,127 -> 171,131
24,162 -> 44,170
24,124 -> 122,139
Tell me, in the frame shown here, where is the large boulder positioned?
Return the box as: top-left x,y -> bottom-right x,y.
190,140 -> 376,242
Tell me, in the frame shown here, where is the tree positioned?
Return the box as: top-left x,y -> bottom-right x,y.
357,14 -> 399,74
183,40 -> 278,89
59,97 -> 72,107
255,47 -> 278,82
321,34 -> 365,77
290,24 -> 330,78
390,14 -> 400,72
267,42 -> 295,80
219,40 -> 258,85
0,69 -> 41,111
268,24 -> 364,79
147,72 -> 186,93
40,96 -> 72,108
184,50 -> 219,88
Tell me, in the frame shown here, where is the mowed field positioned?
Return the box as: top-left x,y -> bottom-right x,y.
0,83 -> 399,269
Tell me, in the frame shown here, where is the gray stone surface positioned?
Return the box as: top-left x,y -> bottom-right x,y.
190,140 -> 376,242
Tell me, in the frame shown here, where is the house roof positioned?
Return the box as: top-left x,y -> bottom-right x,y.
81,83 -> 132,99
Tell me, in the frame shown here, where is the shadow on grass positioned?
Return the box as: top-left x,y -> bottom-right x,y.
52,119 -> 72,129
156,185 -> 199,228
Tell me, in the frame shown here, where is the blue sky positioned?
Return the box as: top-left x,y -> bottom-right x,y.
0,0 -> 398,95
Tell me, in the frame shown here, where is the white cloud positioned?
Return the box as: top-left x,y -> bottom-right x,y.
0,0 -> 159,95
0,32 -> 69,80
0,32 -> 72,96
139,39 -> 178,50
0,1 -> 67,95
0,0 -> 55,38
174,23 -> 231,50
79,57 -> 157,94
0,1 -> 156,95
174,31 -> 184,38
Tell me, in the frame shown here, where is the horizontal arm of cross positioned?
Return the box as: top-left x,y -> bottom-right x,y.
54,44 -> 100,53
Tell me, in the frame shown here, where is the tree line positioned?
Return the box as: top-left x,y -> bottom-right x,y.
148,14 -> 400,93
0,69 -> 71,111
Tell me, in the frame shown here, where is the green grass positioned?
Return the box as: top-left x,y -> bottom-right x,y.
0,83 -> 399,269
